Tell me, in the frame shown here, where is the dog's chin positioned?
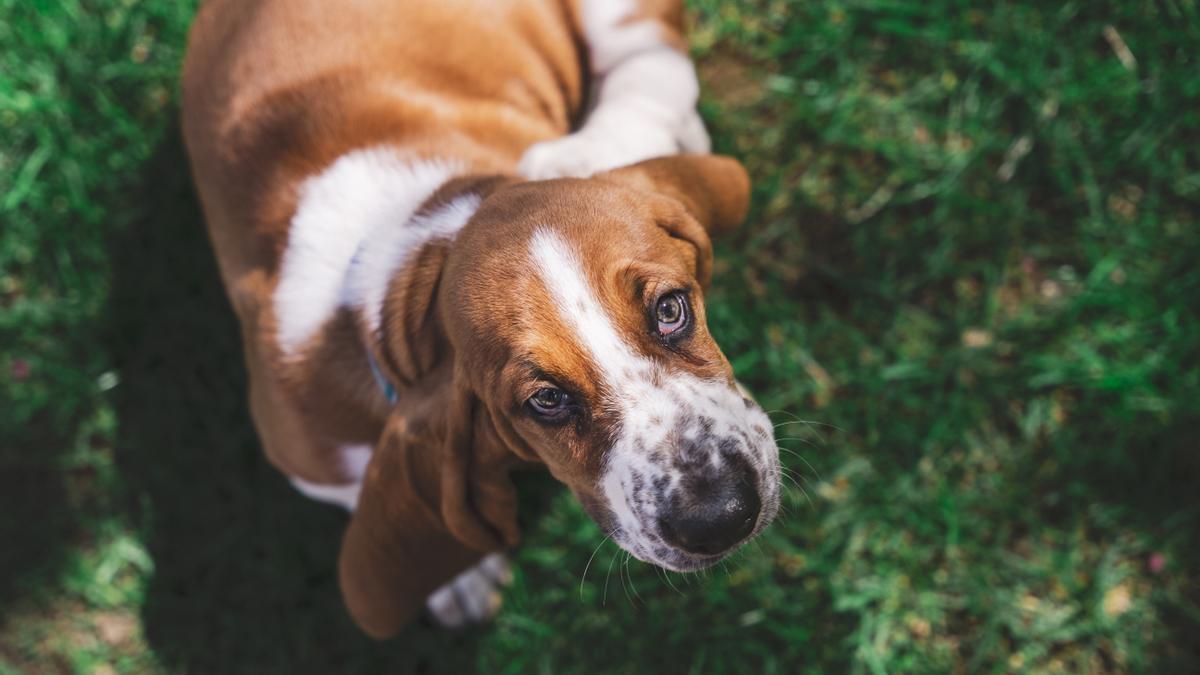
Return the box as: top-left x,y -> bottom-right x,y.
610,530 -> 741,572
605,531 -> 728,572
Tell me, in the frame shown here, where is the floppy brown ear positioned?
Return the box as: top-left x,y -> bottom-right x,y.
338,367 -> 520,639
599,154 -> 751,236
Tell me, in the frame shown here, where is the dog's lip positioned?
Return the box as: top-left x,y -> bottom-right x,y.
656,551 -> 727,572
612,507 -> 777,572
660,520 -> 775,571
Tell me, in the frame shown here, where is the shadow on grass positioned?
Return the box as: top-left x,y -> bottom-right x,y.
1075,412 -> 1200,670
103,128 -> 484,673
0,422 -> 76,619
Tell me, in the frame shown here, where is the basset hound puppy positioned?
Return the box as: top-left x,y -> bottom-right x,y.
182,0 -> 781,638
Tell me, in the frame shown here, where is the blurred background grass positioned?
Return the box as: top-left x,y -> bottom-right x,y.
2,0 -> 1198,672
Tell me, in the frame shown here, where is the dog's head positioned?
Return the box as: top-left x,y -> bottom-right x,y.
442,155 -> 780,571
339,155 -> 781,638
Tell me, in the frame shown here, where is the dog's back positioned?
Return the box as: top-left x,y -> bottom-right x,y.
183,0 -> 585,295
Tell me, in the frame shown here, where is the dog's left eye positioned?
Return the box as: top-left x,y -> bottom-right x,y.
528,386 -> 573,419
655,292 -> 689,337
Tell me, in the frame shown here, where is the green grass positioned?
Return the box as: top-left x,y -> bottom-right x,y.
3,0 -> 1199,672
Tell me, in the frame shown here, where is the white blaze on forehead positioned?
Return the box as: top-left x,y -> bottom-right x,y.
527,228 -> 651,390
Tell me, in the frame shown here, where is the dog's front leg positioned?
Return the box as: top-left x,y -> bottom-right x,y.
519,0 -> 709,179
424,552 -> 513,627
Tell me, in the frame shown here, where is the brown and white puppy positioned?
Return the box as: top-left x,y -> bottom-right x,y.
182,0 -> 781,638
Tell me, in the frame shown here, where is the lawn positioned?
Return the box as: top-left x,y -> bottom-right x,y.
2,0 -> 1199,672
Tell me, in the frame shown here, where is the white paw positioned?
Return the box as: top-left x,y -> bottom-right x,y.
518,125 -> 673,179
518,111 -> 711,180
677,108 -> 712,154
425,553 -> 513,628
519,104 -> 712,180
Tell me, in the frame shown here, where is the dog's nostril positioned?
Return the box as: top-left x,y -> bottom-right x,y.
659,477 -> 761,556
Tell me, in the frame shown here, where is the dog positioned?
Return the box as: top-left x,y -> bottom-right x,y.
182,0 -> 781,638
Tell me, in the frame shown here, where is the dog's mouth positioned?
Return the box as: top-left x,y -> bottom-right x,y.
605,501 -> 779,572
583,456 -> 782,573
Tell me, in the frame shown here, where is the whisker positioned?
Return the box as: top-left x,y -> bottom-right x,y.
628,554 -> 638,600
768,411 -> 845,432
777,446 -> 815,467
662,567 -> 683,595
781,464 -> 814,488
579,534 -> 611,601
626,555 -> 643,603
603,549 -> 619,606
772,418 -> 817,429
654,564 -> 681,596
769,414 -> 847,448
776,445 -> 825,483
781,473 -> 812,505
779,468 -> 816,510
775,435 -> 820,448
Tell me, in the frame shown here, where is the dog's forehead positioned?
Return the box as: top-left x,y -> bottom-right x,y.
519,227 -> 729,389
506,230 -> 647,392
466,179 -> 678,260
451,179 -> 692,341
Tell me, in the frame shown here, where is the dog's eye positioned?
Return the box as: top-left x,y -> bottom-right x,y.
528,387 -> 572,418
655,292 -> 689,337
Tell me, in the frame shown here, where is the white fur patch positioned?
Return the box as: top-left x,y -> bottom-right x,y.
579,0 -> 663,74
340,443 -> 373,481
289,478 -> 361,512
343,192 -> 481,337
527,229 -> 779,570
287,443 -> 373,512
425,553 -> 512,627
274,148 -> 463,356
517,0 -> 709,179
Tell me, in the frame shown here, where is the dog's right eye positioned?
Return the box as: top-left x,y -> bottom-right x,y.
528,386 -> 574,420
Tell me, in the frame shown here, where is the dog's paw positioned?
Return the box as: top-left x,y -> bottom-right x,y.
519,107 -> 712,180
425,553 -> 513,628
518,112 -> 692,179
676,108 -> 712,154
518,128 -> 667,179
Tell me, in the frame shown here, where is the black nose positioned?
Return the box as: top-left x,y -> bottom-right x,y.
659,473 -> 761,556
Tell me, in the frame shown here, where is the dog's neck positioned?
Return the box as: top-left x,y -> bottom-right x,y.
272,146 -> 503,396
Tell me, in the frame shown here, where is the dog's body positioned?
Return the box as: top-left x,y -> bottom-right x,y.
183,0 -> 780,638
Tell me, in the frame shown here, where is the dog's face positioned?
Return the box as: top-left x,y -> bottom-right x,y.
442,156 -> 780,571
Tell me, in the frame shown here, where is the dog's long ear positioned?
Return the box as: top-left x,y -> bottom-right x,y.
338,366 -> 519,639
598,155 -> 751,287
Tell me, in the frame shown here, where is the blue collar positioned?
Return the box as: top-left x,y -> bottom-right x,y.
365,349 -> 398,405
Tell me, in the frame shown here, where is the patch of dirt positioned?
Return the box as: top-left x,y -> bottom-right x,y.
699,52 -> 766,110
